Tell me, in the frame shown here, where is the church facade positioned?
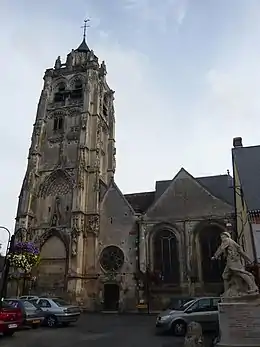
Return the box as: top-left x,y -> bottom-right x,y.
13,36 -> 236,311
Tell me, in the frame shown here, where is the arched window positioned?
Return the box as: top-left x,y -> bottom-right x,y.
54,82 -> 67,103
153,230 -> 179,284
71,80 -> 83,99
199,226 -> 225,283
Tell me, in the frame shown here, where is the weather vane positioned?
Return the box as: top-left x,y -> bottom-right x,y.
81,19 -> 90,40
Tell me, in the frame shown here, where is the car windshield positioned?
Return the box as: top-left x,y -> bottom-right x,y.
167,299 -> 195,310
5,300 -> 19,308
179,300 -> 195,310
52,298 -> 69,307
2,301 -> 14,309
23,300 -> 36,309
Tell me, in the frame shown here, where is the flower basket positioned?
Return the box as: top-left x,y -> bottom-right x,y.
7,241 -> 40,274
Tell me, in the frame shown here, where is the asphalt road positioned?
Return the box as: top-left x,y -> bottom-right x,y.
1,314 -> 215,347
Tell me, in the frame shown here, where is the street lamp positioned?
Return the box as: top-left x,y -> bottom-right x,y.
0,226 -> 15,307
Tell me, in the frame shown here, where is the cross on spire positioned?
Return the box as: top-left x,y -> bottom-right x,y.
81,19 -> 90,40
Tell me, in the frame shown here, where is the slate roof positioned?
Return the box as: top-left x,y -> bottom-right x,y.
232,145 -> 260,212
76,38 -> 89,52
124,173 -> 234,213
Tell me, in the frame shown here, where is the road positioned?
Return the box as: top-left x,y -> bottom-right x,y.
1,314 -> 215,347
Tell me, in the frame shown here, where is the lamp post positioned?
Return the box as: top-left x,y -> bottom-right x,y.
0,226 -> 15,307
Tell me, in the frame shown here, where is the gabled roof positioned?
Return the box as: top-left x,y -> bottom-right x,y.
102,178 -> 136,215
124,168 -> 234,213
232,144 -> 260,212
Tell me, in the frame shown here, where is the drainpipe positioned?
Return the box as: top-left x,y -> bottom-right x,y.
231,150 -> 238,242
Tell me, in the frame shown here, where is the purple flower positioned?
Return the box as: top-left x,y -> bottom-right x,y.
13,241 -> 40,255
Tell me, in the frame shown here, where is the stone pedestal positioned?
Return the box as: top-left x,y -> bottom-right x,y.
217,295 -> 260,347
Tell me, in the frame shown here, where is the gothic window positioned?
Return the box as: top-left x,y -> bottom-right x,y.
103,94 -> 109,117
100,246 -> 124,272
153,230 -> 180,284
40,171 -> 71,198
53,116 -> 63,131
54,82 -> 67,103
199,226 -> 225,283
71,80 -> 83,99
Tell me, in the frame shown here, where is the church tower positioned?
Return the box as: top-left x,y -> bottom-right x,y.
14,23 -> 116,301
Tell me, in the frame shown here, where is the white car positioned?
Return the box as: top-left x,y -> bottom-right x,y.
19,295 -> 39,301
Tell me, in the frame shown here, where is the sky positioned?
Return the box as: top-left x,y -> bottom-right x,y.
1,0 -> 260,251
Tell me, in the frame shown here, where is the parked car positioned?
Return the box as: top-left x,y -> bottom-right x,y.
30,297 -> 81,328
4,299 -> 44,329
19,295 -> 39,301
0,301 -> 23,336
165,297 -> 195,310
155,297 -> 220,336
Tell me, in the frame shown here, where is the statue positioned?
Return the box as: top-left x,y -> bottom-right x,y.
99,60 -> 107,76
184,322 -> 204,347
66,50 -> 74,69
211,231 -> 259,297
50,197 -> 62,226
54,56 -> 61,69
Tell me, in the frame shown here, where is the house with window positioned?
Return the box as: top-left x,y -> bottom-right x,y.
232,137 -> 260,263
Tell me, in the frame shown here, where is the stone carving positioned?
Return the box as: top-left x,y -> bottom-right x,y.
66,51 -> 74,69
211,231 -> 259,297
81,113 -> 87,130
184,322 -> 204,347
43,75 -> 52,94
86,215 -> 99,235
50,197 -> 62,226
54,56 -> 61,69
99,60 -> 107,77
71,228 -> 79,256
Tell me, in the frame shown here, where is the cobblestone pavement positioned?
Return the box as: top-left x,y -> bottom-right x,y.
0,314 -> 215,347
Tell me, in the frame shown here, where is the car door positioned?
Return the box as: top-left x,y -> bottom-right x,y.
184,298 -> 213,330
37,299 -> 51,314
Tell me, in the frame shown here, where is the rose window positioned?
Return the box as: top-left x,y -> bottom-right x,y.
100,246 -> 124,272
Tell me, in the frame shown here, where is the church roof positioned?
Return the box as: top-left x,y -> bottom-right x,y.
76,38 -> 89,52
124,173 -> 234,213
232,144 -> 260,212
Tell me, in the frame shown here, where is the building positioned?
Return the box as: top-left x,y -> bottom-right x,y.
232,136 -> 260,263
13,33 -> 236,311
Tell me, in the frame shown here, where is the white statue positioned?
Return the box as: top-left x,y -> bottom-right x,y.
211,231 -> 259,297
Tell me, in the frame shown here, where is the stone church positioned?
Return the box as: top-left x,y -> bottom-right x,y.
13,34 -> 235,311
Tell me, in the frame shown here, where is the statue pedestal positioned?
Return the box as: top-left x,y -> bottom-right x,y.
217,295 -> 260,347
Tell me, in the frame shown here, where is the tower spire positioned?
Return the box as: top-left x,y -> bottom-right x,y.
76,19 -> 90,52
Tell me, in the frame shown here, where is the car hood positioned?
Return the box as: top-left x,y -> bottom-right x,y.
158,309 -> 182,317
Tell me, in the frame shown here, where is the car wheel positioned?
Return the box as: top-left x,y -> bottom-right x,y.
171,320 -> 187,336
46,315 -> 58,328
3,330 -> 15,337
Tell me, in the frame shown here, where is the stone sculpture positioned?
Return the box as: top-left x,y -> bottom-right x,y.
184,322 -> 204,347
54,56 -> 61,69
211,231 -> 259,297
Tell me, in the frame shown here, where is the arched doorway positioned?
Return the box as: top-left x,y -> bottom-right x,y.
199,225 -> 225,283
103,283 -> 120,311
37,234 -> 67,295
153,230 -> 180,284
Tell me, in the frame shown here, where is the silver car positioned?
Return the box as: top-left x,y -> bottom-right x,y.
155,297 -> 220,336
31,297 -> 81,328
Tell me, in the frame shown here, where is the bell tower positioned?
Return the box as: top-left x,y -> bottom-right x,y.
15,22 -> 116,300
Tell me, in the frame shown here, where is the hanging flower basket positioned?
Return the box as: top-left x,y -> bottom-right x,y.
7,241 -> 40,274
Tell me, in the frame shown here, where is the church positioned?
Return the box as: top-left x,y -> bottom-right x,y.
13,32 -> 236,311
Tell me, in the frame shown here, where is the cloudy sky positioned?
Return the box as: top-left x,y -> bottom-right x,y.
1,0 -> 260,250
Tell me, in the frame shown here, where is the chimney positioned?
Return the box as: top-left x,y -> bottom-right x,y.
233,137 -> 243,148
